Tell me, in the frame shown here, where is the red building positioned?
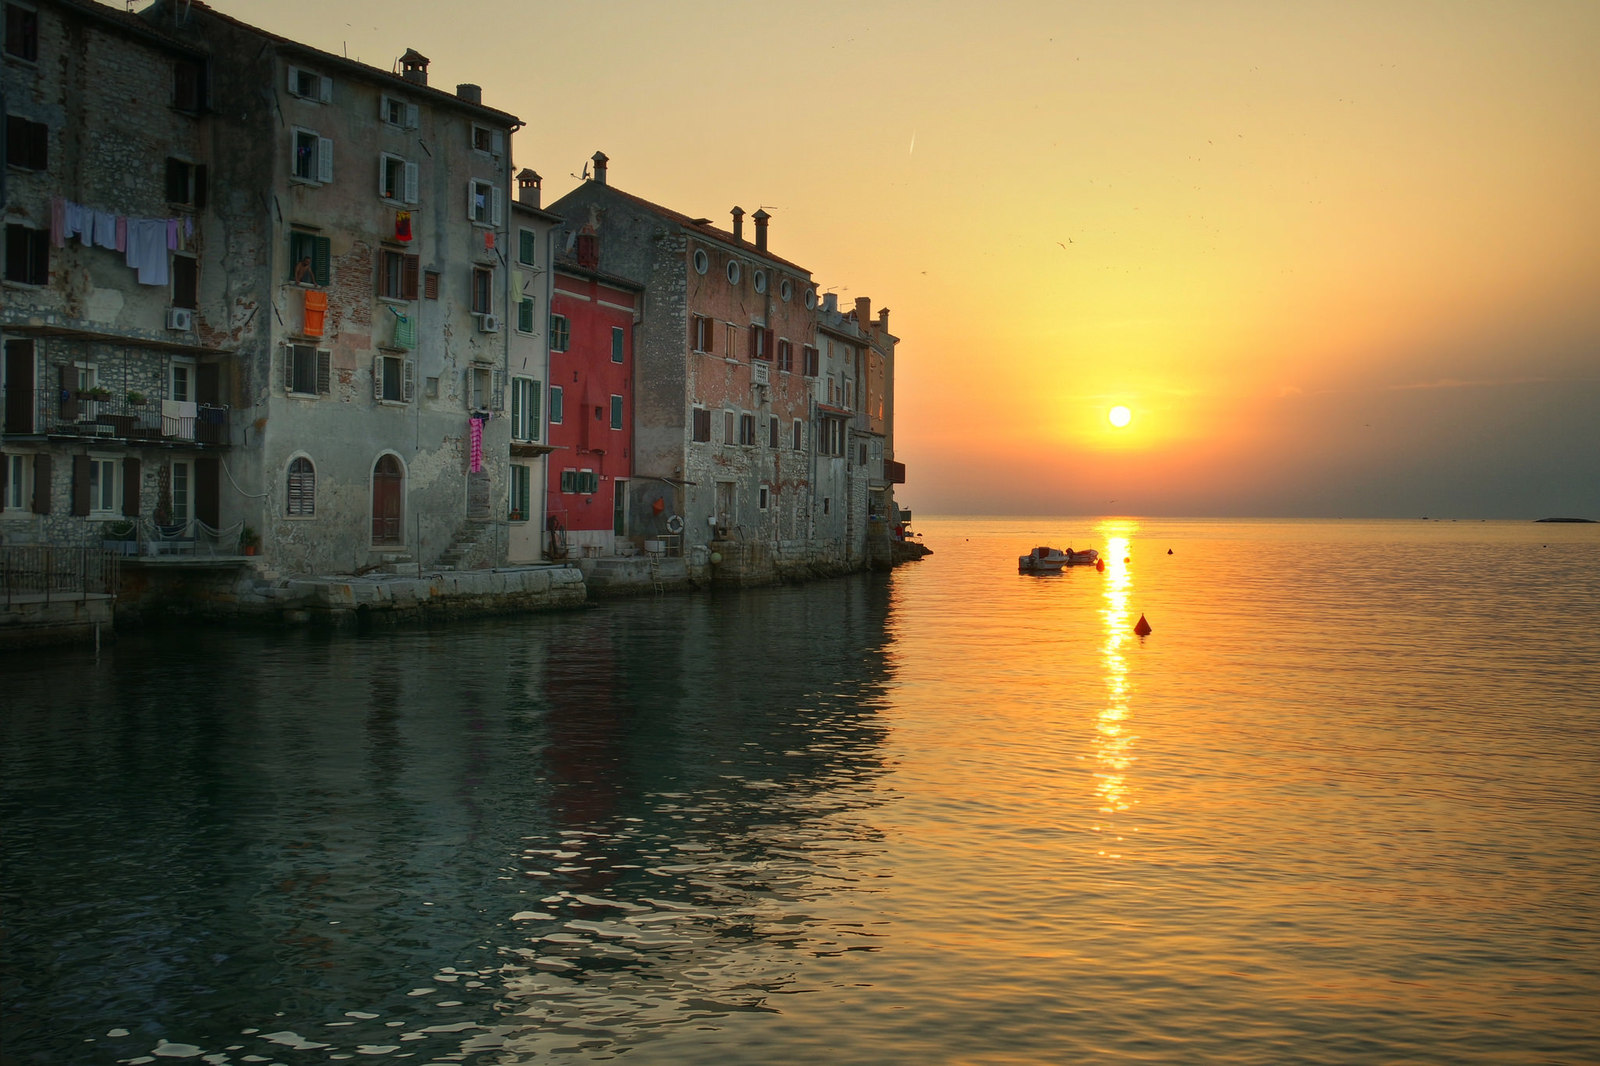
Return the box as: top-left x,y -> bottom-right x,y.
545,259 -> 641,556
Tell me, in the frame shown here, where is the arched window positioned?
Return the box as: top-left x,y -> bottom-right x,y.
286,457 -> 316,516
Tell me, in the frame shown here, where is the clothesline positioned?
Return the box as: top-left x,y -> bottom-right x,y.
50,196 -> 194,287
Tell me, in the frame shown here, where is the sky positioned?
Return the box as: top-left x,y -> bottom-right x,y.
226,0 -> 1598,518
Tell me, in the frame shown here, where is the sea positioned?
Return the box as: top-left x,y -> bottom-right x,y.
2,517 -> 1597,1065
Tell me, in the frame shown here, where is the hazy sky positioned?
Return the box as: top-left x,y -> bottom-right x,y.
227,0 -> 1598,518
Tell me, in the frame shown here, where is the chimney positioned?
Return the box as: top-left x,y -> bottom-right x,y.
855,296 -> 871,324
455,83 -> 482,105
517,169 -> 542,208
878,307 -> 890,332
591,151 -> 608,185
823,292 -> 838,313
730,206 -> 744,241
752,209 -> 769,251
400,49 -> 429,86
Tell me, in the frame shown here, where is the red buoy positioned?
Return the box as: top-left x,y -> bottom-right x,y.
1095,558 -> 1105,572
1134,614 -> 1152,636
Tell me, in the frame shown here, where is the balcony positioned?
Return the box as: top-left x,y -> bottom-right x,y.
3,389 -> 230,446
885,459 -> 906,484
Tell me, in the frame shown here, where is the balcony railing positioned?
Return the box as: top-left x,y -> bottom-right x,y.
1,545 -> 120,606
2,389 -> 230,446
99,517 -> 249,558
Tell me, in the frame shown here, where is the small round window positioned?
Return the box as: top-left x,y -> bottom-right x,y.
693,249 -> 709,275
726,259 -> 741,285
753,270 -> 767,294
779,279 -> 792,302
803,288 -> 817,310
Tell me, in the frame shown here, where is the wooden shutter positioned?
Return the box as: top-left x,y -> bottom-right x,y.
318,75 -> 333,103
312,236 -> 330,286
166,158 -> 187,202
317,137 -> 334,183
406,103 -> 419,129
491,130 -> 505,156
401,255 -> 419,300
33,454 -> 51,513
59,365 -> 78,420
122,457 -> 141,516
491,185 -> 503,227
376,155 -> 388,198
286,65 -> 302,94
196,363 -> 219,406
492,370 -> 505,411
194,165 -> 208,210
283,345 -> 296,392
71,454 -> 90,516
402,360 -> 415,402
403,161 -> 419,205
373,356 -> 384,401
196,457 -> 219,527
0,452 -> 6,512
316,349 -> 331,394
466,181 -> 477,221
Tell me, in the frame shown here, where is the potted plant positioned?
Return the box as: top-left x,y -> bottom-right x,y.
126,390 -> 148,406
238,525 -> 260,556
80,386 -> 111,401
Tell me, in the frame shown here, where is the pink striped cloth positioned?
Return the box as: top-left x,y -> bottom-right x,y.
469,416 -> 484,472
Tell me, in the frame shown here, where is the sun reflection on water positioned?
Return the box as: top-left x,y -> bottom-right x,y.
1093,522 -> 1140,854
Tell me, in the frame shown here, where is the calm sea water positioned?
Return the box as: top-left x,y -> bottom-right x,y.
3,518 -> 1597,1065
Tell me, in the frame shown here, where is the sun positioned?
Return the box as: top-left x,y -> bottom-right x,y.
1107,405 -> 1132,428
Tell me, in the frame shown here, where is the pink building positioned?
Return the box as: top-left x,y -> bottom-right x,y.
545,260 -> 641,556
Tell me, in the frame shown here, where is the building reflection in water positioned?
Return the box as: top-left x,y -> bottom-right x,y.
1092,520 -> 1140,859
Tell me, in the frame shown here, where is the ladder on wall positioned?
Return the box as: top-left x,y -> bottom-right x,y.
648,549 -> 664,595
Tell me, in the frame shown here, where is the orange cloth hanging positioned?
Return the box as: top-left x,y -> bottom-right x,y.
302,288 -> 327,338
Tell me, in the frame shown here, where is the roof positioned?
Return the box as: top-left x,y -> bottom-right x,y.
132,0 -> 522,128
582,184 -> 812,276
552,255 -> 644,292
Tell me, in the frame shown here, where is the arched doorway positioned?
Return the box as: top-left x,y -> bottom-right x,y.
371,454 -> 404,545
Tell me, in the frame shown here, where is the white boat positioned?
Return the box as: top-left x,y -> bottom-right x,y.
1018,546 -> 1099,572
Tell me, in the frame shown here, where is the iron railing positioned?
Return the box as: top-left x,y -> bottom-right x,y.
3,388 -> 230,446
98,517 -> 247,558
1,545 -> 120,606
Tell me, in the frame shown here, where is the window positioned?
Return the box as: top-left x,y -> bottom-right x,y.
172,255 -> 197,309
379,153 -> 418,204
692,406 -> 710,442
287,66 -> 331,102
467,179 -> 502,225
518,228 -> 537,266
173,58 -> 206,112
753,269 -> 767,294
780,278 -> 792,301
549,314 -> 569,352
164,157 -> 206,207
5,3 -> 39,61
471,124 -> 504,155
287,457 -> 315,516
817,417 -> 845,457
380,94 -> 418,129
510,377 -> 539,441
508,463 -> 530,521
3,453 -> 29,511
726,259 -> 741,285
4,223 -> 47,285
692,248 -> 709,274
611,326 -> 625,363
471,266 -> 493,315
517,297 -> 535,334
610,394 -> 623,430
758,484 -> 769,510
792,418 -> 803,451
169,359 -> 194,403
777,339 -> 793,373
560,469 -> 598,494
88,457 -> 119,515
802,344 -> 820,377
423,270 -> 439,300
291,127 -> 332,183
379,249 -> 419,300
739,413 -> 756,446
5,114 -> 47,170
470,366 -> 498,411
375,354 -> 413,403
724,409 -> 735,444
288,230 -> 329,286
768,415 -> 779,448
803,288 -> 817,310
690,314 -> 714,353
549,385 -> 564,424
284,344 -> 330,395
750,325 -> 773,361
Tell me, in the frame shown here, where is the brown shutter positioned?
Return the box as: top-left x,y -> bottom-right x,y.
194,165 -> 208,210
316,350 -> 331,394
402,254 -> 419,300
72,454 -> 91,515
196,457 -> 220,527
59,365 -> 79,420
33,454 -> 51,513
196,362 -> 219,406
122,457 -> 141,516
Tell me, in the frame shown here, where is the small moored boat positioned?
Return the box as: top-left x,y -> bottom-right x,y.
1018,546 -> 1099,572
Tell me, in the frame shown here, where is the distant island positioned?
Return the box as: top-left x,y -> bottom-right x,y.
1535,517 -> 1596,523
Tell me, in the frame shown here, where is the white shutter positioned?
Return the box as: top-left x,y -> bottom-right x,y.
318,75 -> 332,103
379,93 -> 391,121
403,161 -> 419,205
286,65 -> 301,94
491,130 -> 505,156
492,370 -> 505,411
376,154 -> 387,198
317,137 -> 334,183
467,181 -> 477,221
373,355 -> 384,401
406,103 -> 419,129
403,360 -> 415,403
491,185 -> 503,227
283,345 -> 295,392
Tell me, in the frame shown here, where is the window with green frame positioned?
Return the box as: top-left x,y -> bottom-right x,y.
518,228 -> 536,266
508,464 -> 531,521
611,326 -> 624,363
289,230 -> 330,285
518,297 -> 535,333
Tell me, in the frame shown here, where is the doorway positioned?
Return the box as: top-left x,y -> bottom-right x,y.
372,454 -> 404,545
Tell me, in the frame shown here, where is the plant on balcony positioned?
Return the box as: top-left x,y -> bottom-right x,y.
238,525 -> 260,555
126,390 -> 149,406
79,386 -> 112,401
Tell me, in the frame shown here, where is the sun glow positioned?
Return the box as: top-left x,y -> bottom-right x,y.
1108,405 -> 1132,428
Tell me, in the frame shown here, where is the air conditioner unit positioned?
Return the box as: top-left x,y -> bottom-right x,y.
166,307 -> 194,331
752,361 -> 770,386
478,313 -> 501,334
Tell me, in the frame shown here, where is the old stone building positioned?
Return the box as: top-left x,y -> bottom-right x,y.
504,170 -> 562,564
3,0 -> 531,577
